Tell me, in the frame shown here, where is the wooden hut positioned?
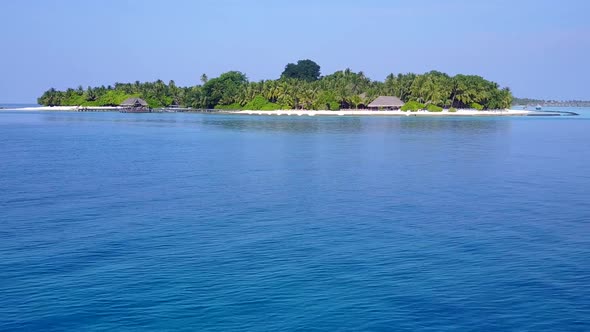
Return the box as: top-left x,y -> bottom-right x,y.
120,98 -> 150,113
367,96 -> 404,110
168,99 -> 180,109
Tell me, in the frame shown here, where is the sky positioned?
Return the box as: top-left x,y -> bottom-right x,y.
0,0 -> 589,102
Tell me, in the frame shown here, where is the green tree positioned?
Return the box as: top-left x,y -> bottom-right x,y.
202,71 -> 248,108
281,59 -> 321,81
401,101 -> 425,111
85,86 -> 97,102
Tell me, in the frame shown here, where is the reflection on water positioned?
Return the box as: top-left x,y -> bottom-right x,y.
2,111 -> 510,135
202,116 -> 365,134
399,117 -> 511,134
40,113 -> 201,127
202,115 -> 511,135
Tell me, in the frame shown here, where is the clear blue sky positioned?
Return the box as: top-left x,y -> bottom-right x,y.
1,0 -> 588,102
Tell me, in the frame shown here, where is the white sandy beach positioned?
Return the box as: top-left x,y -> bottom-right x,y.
1,106 -> 533,116
235,109 -> 532,116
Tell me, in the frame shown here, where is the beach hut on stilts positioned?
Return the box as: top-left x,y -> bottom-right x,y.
120,98 -> 151,113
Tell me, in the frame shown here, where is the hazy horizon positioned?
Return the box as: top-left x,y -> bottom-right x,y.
1,0 -> 589,102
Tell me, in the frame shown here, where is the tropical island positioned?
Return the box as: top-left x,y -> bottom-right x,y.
37,60 -> 515,114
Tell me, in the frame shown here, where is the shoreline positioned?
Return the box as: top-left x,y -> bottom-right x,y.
1,106 -> 534,116
233,109 -> 532,116
1,106 -> 120,112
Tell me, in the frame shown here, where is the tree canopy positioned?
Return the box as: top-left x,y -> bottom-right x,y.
38,61 -> 513,110
280,59 -> 321,82
201,71 -> 248,108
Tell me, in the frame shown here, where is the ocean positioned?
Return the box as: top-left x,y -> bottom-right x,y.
1,108 -> 589,331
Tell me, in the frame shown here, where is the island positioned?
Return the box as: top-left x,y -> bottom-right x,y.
34,60 -> 519,115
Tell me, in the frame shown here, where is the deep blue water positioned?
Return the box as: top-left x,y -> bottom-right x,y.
1,110 -> 589,331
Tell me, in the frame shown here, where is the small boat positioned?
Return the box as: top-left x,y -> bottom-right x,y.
535,105 -> 542,110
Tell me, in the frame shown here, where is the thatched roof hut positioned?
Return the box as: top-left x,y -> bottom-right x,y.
120,98 -> 150,113
121,98 -> 148,107
169,99 -> 180,108
367,96 -> 404,110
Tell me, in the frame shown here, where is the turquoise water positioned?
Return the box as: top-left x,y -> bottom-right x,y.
1,110 -> 589,331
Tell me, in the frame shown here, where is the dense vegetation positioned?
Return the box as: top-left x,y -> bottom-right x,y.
281,59 -> 321,82
38,60 -> 513,110
513,97 -> 545,105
